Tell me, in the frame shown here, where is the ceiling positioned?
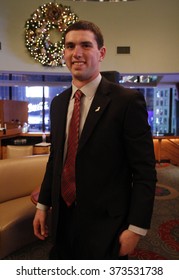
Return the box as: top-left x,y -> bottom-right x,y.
69,0 -> 136,2
0,72 -> 179,88
119,73 -> 179,87
155,74 -> 179,86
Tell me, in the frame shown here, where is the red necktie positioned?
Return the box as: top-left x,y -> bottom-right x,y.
61,90 -> 83,207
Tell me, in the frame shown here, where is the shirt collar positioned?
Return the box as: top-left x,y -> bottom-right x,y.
71,73 -> 102,100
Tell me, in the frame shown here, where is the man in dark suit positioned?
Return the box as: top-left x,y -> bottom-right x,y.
33,20 -> 156,260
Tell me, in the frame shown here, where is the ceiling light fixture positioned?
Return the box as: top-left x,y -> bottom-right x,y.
71,1 -> 136,2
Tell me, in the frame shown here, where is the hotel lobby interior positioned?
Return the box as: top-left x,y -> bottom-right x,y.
0,0 -> 179,261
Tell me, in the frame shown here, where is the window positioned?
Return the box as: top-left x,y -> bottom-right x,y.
0,73 -> 72,132
0,72 -> 177,135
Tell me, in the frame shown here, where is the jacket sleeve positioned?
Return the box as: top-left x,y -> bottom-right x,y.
123,91 -> 157,229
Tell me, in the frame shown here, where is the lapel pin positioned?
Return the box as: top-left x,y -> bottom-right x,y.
95,106 -> 101,112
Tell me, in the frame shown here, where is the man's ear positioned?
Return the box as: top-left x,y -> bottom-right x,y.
99,46 -> 106,62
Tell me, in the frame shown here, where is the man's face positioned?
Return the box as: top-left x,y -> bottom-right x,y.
64,30 -> 106,86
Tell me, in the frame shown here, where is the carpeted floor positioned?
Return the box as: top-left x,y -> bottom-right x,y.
130,163 -> 179,260
3,164 -> 179,260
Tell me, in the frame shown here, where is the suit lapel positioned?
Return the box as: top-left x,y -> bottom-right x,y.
78,78 -> 111,152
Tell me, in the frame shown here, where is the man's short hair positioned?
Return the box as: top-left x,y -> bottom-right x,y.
64,20 -> 104,49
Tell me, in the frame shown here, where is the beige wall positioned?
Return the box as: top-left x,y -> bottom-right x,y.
0,0 -> 179,74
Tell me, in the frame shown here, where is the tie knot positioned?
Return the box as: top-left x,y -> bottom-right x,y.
75,90 -> 83,101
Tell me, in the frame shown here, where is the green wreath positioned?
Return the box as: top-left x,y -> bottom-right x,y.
25,2 -> 78,67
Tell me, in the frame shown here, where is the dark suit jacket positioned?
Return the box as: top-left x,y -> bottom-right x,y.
38,77 -> 157,259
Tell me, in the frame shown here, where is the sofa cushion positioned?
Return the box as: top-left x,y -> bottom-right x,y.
0,196 -> 37,259
6,145 -> 33,159
0,155 -> 48,203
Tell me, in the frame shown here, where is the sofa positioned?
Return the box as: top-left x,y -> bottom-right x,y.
0,154 -> 49,259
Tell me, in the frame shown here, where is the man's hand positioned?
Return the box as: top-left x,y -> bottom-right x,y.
33,209 -> 49,240
119,229 -> 141,256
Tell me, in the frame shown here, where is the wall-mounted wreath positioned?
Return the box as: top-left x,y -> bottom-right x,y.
24,2 -> 78,67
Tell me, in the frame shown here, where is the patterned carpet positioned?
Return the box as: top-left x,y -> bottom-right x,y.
3,164 -> 179,260
130,164 -> 179,260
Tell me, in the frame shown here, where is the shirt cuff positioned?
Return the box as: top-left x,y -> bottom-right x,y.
36,202 -> 49,211
128,225 -> 148,236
